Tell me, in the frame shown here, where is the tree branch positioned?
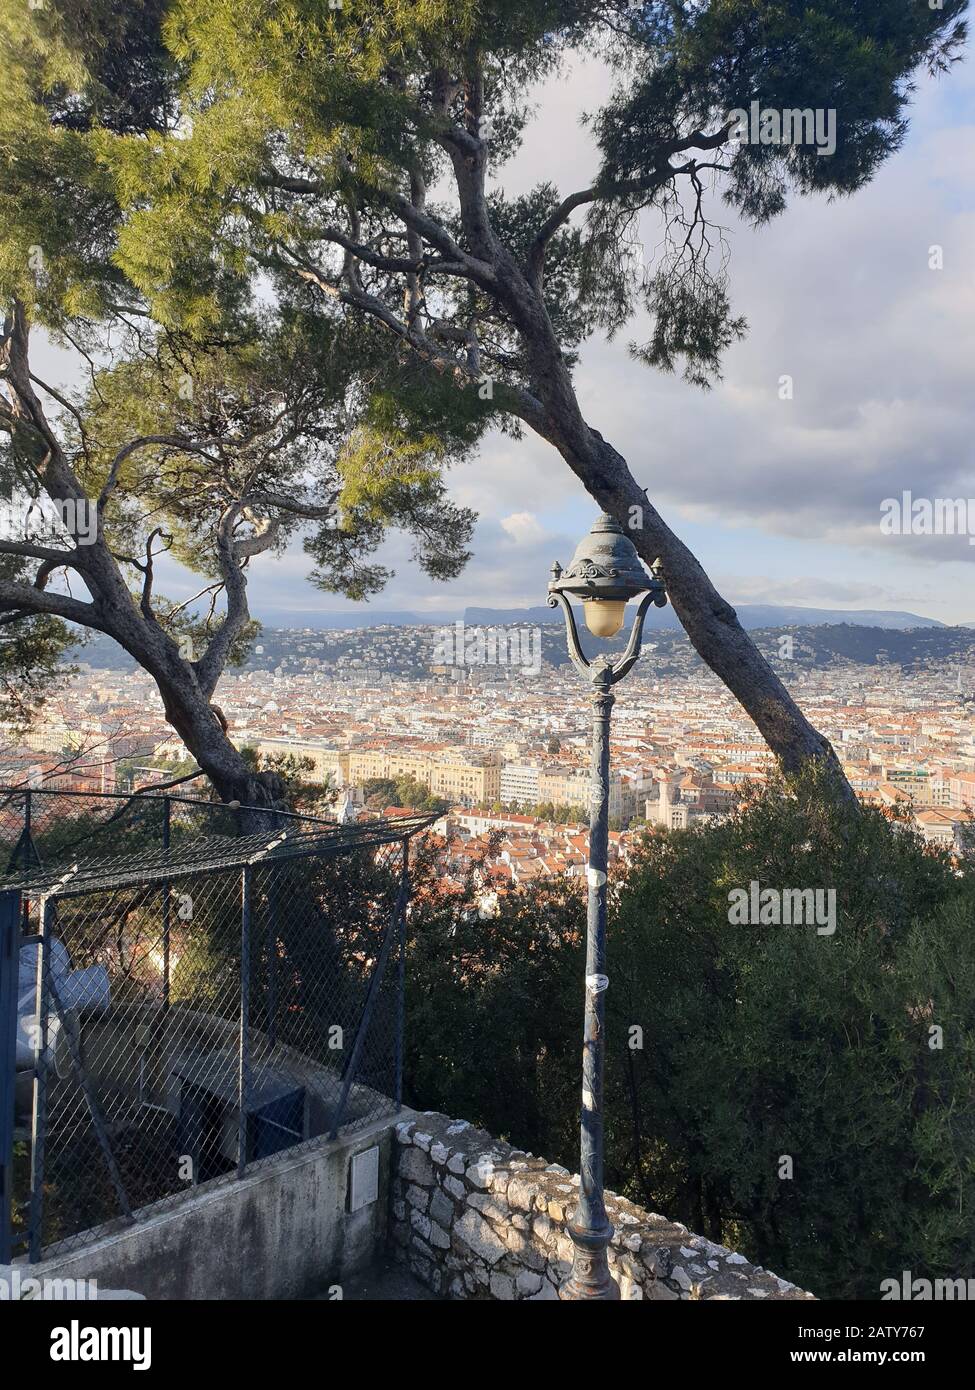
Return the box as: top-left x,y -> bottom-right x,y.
248,488 -> 338,519
526,131 -> 731,281
97,434 -> 222,514
194,501 -> 249,696
0,576 -> 100,627
259,167 -> 494,285
0,539 -> 87,568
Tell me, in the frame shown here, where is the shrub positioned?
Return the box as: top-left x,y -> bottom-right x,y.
404,774 -> 975,1299
609,773 -> 975,1298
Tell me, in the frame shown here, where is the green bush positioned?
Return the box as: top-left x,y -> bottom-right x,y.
613,773 -> 975,1298
403,840 -> 582,1157
404,774 -> 975,1300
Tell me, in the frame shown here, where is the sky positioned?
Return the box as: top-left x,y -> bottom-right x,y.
34,44 -> 975,626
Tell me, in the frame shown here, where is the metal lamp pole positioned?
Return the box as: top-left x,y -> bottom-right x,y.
547,514 -> 667,1301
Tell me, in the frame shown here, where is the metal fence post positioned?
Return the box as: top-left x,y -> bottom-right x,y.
162,797 -> 171,1011
237,865 -> 252,1179
27,894 -> 53,1262
0,889 -> 21,1264
19,791 -> 38,940
330,860 -> 410,1140
266,813 -> 280,1050
394,838 -> 410,1112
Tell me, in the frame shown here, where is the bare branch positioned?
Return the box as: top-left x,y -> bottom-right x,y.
28,374 -> 92,454
194,501 -> 249,696
97,434 -> 222,513
248,488 -> 338,519
526,146 -> 729,280
259,167 -> 493,283
404,171 -> 427,327
133,526 -> 171,619
0,575 -> 100,626
1,302 -> 95,510
376,188 -> 495,284
0,538 -> 87,567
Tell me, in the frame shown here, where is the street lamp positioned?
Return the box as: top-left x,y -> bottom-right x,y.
547,512 -> 667,1300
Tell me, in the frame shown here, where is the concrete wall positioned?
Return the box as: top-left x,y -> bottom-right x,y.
390,1113 -> 814,1301
19,1113 -> 404,1300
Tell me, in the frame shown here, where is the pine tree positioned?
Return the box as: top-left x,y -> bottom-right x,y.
1,1 -> 967,797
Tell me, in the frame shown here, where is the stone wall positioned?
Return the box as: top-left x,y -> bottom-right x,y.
390,1113 -> 813,1301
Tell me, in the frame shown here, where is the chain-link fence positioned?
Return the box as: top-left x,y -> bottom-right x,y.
0,783 -> 327,873
0,805 -> 436,1263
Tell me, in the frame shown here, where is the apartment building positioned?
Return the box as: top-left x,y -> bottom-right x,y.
645,771 -> 736,829
538,766 -> 592,812
881,765 -> 934,799
499,762 -> 542,806
946,772 -> 975,810
428,753 -> 501,807
18,722 -> 84,753
842,764 -> 882,794
255,737 -> 349,786
347,743 -> 501,808
348,744 -> 432,786
536,766 -> 627,818
913,808 -> 974,851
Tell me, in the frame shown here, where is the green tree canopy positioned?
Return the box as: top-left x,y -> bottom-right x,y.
0,0 -> 967,794
0,553 -> 76,727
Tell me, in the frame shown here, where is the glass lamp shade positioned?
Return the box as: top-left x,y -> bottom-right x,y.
582,598 -> 626,638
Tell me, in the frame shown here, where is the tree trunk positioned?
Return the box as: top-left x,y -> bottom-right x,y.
85,576 -> 286,820
498,259 -> 855,800
587,440 -> 851,790
147,665 -> 285,821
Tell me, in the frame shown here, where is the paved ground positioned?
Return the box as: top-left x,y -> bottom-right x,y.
315,1258 -> 441,1301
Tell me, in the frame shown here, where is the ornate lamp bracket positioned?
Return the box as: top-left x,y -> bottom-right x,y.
606,586 -> 658,685
546,576 -> 667,687
547,589 -> 592,681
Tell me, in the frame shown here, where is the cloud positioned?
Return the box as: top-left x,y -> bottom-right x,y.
567,117 -> 975,555
455,56 -> 975,614
500,512 -> 546,545
723,576 -> 898,607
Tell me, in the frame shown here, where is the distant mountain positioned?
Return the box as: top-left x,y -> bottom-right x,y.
272,604 -> 950,633
746,623 -> 975,675
257,609 -> 443,629
68,618 -> 974,677
463,604 -> 944,631
76,603 -> 941,633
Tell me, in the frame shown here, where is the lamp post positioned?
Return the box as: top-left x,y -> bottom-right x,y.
548,513 -> 667,1300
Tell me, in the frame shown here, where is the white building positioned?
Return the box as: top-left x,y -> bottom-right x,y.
500,762 -> 542,806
